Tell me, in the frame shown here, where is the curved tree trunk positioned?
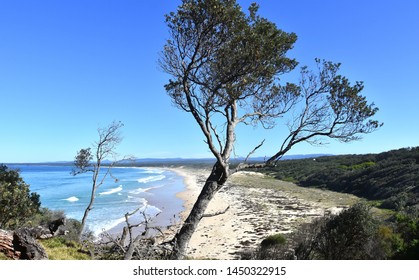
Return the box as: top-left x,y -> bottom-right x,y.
171,162 -> 228,259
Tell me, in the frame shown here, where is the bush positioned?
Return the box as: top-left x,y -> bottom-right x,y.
393,211 -> 419,259
0,164 -> 41,229
312,203 -> 385,259
261,233 -> 286,248
242,204 -> 400,260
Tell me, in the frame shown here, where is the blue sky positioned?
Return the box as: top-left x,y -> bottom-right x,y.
0,0 -> 418,163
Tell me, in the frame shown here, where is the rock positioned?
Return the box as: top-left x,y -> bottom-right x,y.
12,228 -> 48,260
0,221 -> 67,260
29,226 -> 53,239
48,217 -> 66,236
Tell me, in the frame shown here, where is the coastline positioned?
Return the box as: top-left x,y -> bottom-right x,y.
166,167 -> 361,259
99,167 -> 186,240
104,165 -> 360,260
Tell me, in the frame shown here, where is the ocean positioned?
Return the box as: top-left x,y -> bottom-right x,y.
8,165 -> 185,236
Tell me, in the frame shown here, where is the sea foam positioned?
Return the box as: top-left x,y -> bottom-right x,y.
99,185 -> 123,195
63,196 -> 79,202
137,175 -> 166,184
142,169 -> 165,174
129,185 -> 162,194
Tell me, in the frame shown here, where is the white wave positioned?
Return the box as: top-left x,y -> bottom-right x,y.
125,196 -> 147,204
63,196 -> 79,202
137,175 -> 166,184
142,205 -> 162,215
92,217 -> 126,237
129,185 -> 162,194
91,199 -> 152,237
99,185 -> 123,195
141,168 -> 165,174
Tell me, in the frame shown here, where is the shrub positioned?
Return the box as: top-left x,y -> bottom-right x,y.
312,203 -> 384,259
261,234 -> 286,248
241,204 -> 397,260
0,164 -> 41,229
393,212 -> 419,259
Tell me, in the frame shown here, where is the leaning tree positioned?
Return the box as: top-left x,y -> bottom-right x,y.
160,0 -> 382,259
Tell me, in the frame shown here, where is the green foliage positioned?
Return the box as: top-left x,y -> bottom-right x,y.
39,237 -> 91,260
0,252 -> 10,260
248,204 -> 394,260
30,208 -> 84,242
340,161 -> 376,170
161,0 -> 298,129
0,164 -> 41,229
259,147 -> 419,210
293,204 -> 409,260
72,148 -> 93,175
393,211 -> 419,259
30,208 -> 65,226
376,225 -> 404,258
261,233 -> 286,248
240,233 -> 289,260
311,203 -> 382,259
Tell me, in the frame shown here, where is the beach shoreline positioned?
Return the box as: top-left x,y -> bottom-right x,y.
162,166 -> 361,259
103,165 -> 360,259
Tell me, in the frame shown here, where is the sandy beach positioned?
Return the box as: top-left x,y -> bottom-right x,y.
169,166 -> 360,260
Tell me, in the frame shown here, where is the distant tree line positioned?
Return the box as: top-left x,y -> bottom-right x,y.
259,147 -> 419,211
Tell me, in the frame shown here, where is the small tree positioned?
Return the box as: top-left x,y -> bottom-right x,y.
160,0 -> 382,259
72,121 -> 123,240
0,164 -> 40,229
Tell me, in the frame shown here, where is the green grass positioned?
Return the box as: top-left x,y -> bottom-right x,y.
39,237 -> 91,260
0,252 -> 11,260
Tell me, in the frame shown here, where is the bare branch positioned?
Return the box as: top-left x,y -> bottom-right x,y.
266,60 -> 382,165
245,139 -> 265,163
72,121 -> 124,241
201,206 -> 230,219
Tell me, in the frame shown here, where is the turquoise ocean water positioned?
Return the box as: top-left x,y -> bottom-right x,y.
8,165 -> 185,236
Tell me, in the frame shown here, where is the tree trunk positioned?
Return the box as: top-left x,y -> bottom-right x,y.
171,162 -> 228,259
78,167 -> 100,241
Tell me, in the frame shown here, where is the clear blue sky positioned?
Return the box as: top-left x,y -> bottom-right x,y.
1,0 -> 418,163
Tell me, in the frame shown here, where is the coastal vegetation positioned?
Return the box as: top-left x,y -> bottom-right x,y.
1,0 -> 417,261
1,147 -> 419,259
0,165 -> 89,259
240,147 -> 419,260
258,147 -> 419,211
245,201 -> 418,260
0,164 -> 40,230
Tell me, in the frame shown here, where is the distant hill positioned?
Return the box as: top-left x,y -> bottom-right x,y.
258,147 -> 419,211
6,154 -> 332,167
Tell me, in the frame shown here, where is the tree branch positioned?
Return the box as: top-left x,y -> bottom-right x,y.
201,206 -> 230,219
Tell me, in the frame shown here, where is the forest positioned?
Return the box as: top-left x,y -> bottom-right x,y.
259,147 -> 419,211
